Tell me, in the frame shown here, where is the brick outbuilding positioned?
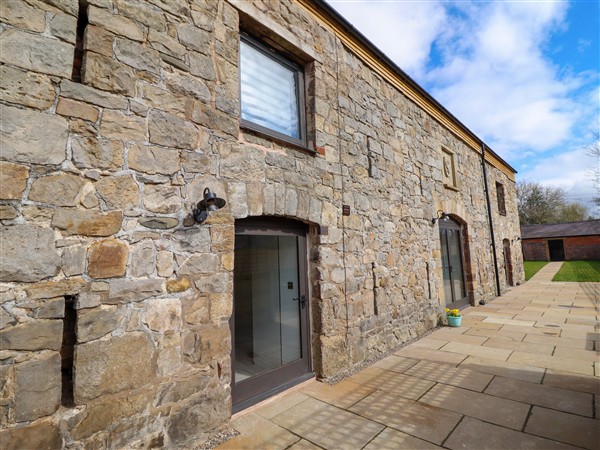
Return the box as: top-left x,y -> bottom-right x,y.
521,220 -> 600,261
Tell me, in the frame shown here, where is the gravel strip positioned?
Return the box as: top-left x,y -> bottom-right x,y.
196,426 -> 240,450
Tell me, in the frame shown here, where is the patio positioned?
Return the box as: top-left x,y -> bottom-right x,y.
217,262 -> 599,449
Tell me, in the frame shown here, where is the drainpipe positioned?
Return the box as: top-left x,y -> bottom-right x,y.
482,143 -> 501,297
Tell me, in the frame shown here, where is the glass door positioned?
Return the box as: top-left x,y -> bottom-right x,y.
439,219 -> 468,309
232,218 -> 311,412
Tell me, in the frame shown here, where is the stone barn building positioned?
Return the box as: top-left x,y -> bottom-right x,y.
0,0 -> 523,448
521,220 -> 600,261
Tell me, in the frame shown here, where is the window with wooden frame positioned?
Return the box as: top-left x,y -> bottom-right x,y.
239,33 -> 306,147
496,182 -> 506,215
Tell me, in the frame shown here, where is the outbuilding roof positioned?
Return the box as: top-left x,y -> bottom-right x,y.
521,220 -> 600,239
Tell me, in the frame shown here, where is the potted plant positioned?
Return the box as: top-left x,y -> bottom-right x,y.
446,308 -> 462,327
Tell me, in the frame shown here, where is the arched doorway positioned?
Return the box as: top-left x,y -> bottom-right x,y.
439,217 -> 469,309
231,217 -> 312,412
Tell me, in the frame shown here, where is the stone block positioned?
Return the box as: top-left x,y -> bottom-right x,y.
0,65 -> 56,110
52,209 -> 123,237
164,71 -> 211,103
166,277 -> 191,294
0,0 -> 46,32
171,228 -> 211,252
182,295 -> 208,326
180,151 -> 211,173
82,52 -> 136,96
143,184 -> 182,213
194,273 -> 229,294
77,305 -> 125,343
72,136 -> 125,170
74,332 -> 155,403
189,51 -> 216,81
87,5 -> 144,41
167,391 -> 229,443
83,24 -> 114,57
59,79 -> 129,110
107,278 -> 164,304
177,254 -> 220,276
0,205 -> 18,220
0,162 -> 29,200
88,239 -> 128,279
18,297 -> 65,319
177,24 -> 211,53
131,241 -> 155,277
129,144 -> 181,175
210,293 -> 233,320
95,175 -> 140,211
0,418 -> 62,450
210,226 -> 234,253
0,28 -> 74,78
143,298 -> 182,332
48,11 -> 78,43
71,390 -> 152,440
114,37 -> 160,73
76,292 -> 103,309
0,225 -> 61,282
0,319 -> 62,351
1,104 -> 68,165
156,251 -> 174,277
25,277 -> 86,300
14,353 -> 61,421
100,109 -> 147,141
117,0 -> 167,31
148,29 -> 186,58
56,97 -> 99,122
62,245 -> 87,276
219,144 -> 266,182
0,307 -> 16,329
29,173 -> 85,207
148,110 -> 199,149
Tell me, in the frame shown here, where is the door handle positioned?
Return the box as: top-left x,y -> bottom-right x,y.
293,295 -> 306,309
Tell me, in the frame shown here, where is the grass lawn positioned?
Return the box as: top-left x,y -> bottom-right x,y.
552,261 -> 600,282
524,261 -> 549,281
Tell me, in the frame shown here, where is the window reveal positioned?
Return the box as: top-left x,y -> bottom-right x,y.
239,35 -> 306,147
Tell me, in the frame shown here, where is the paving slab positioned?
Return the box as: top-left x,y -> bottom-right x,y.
349,390 -> 462,445
508,351 -> 595,376
363,427 -> 442,450
404,360 -> 493,392
543,370 -> 600,395
484,376 -> 594,417
482,337 -> 554,355
346,367 -> 435,400
299,379 -> 375,409
219,412 -> 300,450
419,383 -> 530,430
444,417 -> 580,450
372,354 -> 419,373
271,397 -> 384,450
439,341 -> 512,361
525,406 -> 600,449
523,333 -> 594,350
394,345 -> 467,365
287,439 -> 323,450
553,346 -> 600,362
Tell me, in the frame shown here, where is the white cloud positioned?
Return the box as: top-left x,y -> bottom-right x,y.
327,1 -> 447,77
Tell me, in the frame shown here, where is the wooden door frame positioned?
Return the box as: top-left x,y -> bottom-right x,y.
231,217 -> 313,413
439,218 -> 469,309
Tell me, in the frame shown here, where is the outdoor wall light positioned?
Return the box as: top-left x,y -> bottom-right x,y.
193,187 -> 226,224
432,210 -> 450,224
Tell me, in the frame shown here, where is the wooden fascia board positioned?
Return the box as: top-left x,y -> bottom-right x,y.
297,0 -> 516,182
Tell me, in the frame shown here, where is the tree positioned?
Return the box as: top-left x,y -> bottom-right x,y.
584,132 -> 600,212
517,180 -> 590,225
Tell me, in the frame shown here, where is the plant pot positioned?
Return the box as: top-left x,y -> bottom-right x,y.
447,316 -> 462,327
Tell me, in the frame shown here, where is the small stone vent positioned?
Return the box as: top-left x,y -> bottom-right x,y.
61,296 -> 76,407
71,0 -> 89,82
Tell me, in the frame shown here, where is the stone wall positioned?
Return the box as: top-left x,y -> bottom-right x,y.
0,0 -> 523,448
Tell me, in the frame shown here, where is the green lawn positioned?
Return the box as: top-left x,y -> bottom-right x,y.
524,261 -> 549,281
552,261 -> 600,282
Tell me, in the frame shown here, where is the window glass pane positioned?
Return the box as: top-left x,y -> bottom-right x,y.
240,40 -> 300,139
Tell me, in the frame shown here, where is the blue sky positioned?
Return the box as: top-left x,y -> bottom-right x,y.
327,0 -> 600,216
